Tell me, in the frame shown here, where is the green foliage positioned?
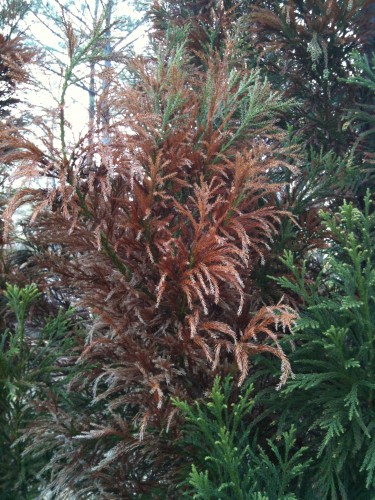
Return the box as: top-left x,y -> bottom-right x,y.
0,284 -> 41,498
346,52 -> 375,97
151,23 -> 292,151
273,191 -> 375,498
174,376 -> 310,499
344,52 -> 375,162
0,283 -> 81,499
4,283 -> 40,324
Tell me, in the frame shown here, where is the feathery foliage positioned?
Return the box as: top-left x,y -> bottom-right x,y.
0,283 -> 82,498
174,376 -> 311,499
0,284 -> 40,499
0,35 -> 31,118
1,26 -> 299,495
344,51 -> 375,170
271,191 -> 375,498
152,1 -> 375,154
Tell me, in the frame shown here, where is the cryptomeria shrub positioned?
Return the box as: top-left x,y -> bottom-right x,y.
3,26 -> 298,495
1,6 -> 373,498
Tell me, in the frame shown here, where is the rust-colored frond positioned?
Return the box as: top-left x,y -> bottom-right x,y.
4,27 -> 299,491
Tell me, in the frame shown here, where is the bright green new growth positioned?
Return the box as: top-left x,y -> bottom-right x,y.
174,376 -> 310,499
2,283 -> 40,374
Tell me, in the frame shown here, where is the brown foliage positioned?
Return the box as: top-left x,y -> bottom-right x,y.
0,34 -> 35,118
4,39 -> 298,494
